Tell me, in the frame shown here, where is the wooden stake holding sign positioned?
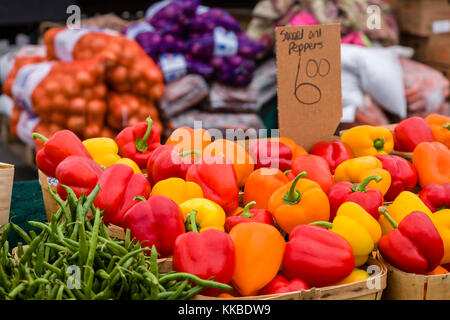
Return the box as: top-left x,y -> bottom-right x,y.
275,24 -> 342,151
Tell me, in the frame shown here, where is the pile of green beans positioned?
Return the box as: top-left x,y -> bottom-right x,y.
0,185 -> 231,300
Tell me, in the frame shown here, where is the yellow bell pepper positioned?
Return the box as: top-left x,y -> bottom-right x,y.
83,137 -> 121,167
431,209 -> 450,265
312,201 -> 381,266
179,198 -> 226,232
334,156 -> 392,196
378,191 -> 433,235
150,178 -> 203,205
114,158 -> 142,174
341,125 -> 394,157
335,268 -> 370,285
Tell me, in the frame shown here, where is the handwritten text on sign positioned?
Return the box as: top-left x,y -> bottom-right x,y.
275,24 -> 342,150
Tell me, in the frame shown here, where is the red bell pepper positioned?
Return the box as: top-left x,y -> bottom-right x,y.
55,155 -> 103,200
419,183 -> 450,212
94,164 -> 151,227
32,130 -> 92,178
224,201 -> 274,233
115,117 -> 161,169
173,210 -> 235,295
123,195 -> 185,258
282,224 -> 354,287
393,117 -> 435,152
310,140 -> 353,174
259,275 -> 309,295
248,140 -> 292,172
375,155 -> 418,201
186,155 -> 239,216
327,175 -> 384,221
147,144 -> 200,185
378,209 -> 444,274
286,154 -> 334,193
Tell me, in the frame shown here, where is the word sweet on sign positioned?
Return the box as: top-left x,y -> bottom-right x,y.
276,24 -> 342,150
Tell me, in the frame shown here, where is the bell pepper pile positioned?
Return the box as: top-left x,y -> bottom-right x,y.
31,114 -> 450,299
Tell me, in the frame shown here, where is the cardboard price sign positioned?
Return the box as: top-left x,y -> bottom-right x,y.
275,24 -> 342,150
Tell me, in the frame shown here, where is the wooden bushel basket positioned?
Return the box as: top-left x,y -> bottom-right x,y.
0,163 -> 14,232
377,251 -> 450,300
158,258 -> 387,300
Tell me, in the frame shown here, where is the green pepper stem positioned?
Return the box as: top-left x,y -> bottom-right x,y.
135,117 -> 153,153
283,169 -> 292,175
444,123 -> 450,130
310,221 -> 333,229
240,201 -> 256,218
282,171 -> 307,205
379,206 -> 398,229
179,150 -> 201,158
351,175 -> 382,193
373,137 -> 385,151
133,196 -> 147,202
189,210 -> 198,233
31,132 -> 48,143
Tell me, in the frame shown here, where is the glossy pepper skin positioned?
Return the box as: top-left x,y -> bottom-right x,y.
378,191 -> 433,236
243,168 -> 289,210
310,140 -> 353,174
179,198 -> 226,232
259,275 -> 309,295
55,155 -> 103,200
375,155 -> 417,201
334,156 -> 392,196
378,209 -> 444,274
186,155 -> 239,216
173,211 -> 235,296
147,144 -> 199,185
268,172 -> 330,234
393,117 -> 434,152
165,126 -> 211,154
426,114 -> 450,148
341,125 -> 394,157
123,195 -> 185,258
82,137 -> 121,168
282,225 -> 355,287
413,142 -> 450,188
268,137 -> 308,160
327,175 -> 384,221
419,183 -> 450,212
286,155 -> 334,193
335,269 -> 370,285
229,223 -> 286,296
431,209 -> 450,265
115,117 -> 161,169
248,140 -> 292,172
312,202 -> 382,266
150,177 -> 203,205
224,201 -> 274,233
203,139 -> 254,188
32,130 -> 92,178
94,164 -> 151,227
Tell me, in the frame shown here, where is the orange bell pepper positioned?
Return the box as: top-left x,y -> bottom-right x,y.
267,172 -> 330,234
229,223 -> 286,296
203,139 -> 254,188
165,126 -> 211,154
413,142 -> 450,188
243,168 -> 289,210
269,137 -> 307,160
425,114 -> 450,149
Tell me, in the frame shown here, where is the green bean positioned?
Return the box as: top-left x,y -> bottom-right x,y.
168,280 -> 189,300
83,208 -> 101,298
83,184 -> 101,215
0,224 -> 11,247
181,285 -> 205,300
8,283 -> 26,299
19,231 -> 46,264
11,224 -> 32,244
48,186 -> 71,223
55,285 -> 64,300
159,273 -> 232,291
